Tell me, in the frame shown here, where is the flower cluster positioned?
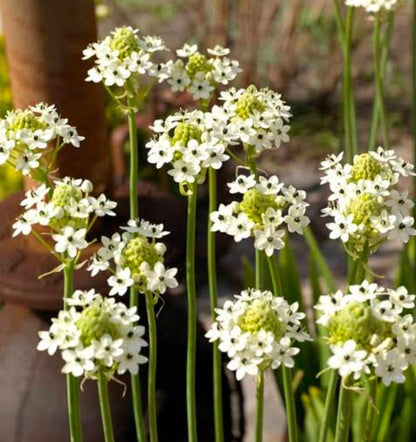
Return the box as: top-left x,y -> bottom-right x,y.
315,280 -> 416,386
146,109 -> 230,188
206,288 -> 310,380
210,173 -> 309,256
345,0 -> 404,13
13,178 -> 116,259
38,290 -> 148,377
219,85 -> 291,156
88,218 -> 178,297
84,26 -> 166,88
161,43 -> 241,101
322,149 -> 416,253
0,103 -> 84,176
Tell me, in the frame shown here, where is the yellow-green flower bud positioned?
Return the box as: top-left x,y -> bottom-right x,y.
328,301 -> 391,351
50,184 -> 85,230
235,86 -> 265,120
239,188 -> 278,225
350,153 -> 382,182
349,193 -> 381,226
109,27 -> 139,59
77,305 -> 119,346
171,122 -> 202,146
239,298 -> 284,340
9,109 -> 46,131
185,52 -> 212,79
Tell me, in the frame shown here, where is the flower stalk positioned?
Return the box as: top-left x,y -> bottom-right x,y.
207,167 -> 224,442
97,371 -> 115,442
255,372 -> 265,442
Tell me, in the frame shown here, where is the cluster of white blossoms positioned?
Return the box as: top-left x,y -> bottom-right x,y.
210,173 -> 309,256
12,178 -> 116,259
321,149 -> 416,253
315,280 -> 416,386
345,0 -> 404,13
88,218 -> 178,297
161,43 -> 241,101
38,290 -> 148,377
0,103 -> 84,176
206,288 -> 310,380
218,85 -> 291,156
84,26 -> 166,88
146,109 -> 231,188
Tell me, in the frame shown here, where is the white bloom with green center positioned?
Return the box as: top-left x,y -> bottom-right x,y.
206,288 -> 310,380
321,148 -> 416,254
345,0 -> 406,13
210,173 -> 309,255
84,26 -> 166,88
38,291 -> 148,379
315,281 -> 416,385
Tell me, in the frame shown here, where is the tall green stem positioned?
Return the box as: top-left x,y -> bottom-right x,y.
318,370 -> 338,442
334,378 -> 352,442
412,0 -> 416,221
186,183 -> 198,442
343,7 -> 357,162
127,103 -> 147,442
373,16 -> 389,149
63,262 -> 83,442
207,168 -> 224,442
145,291 -> 159,442
362,379 -> 377,442
97,371 -> 115,442
255,372 -> 265,442
267,254 -> 298,442
367,12 -> 394,151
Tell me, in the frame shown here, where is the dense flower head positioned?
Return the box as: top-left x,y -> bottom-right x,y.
146,109 -> 231,188
37,291 -> 148,378
210,173 -> 309,256
206,288 -> 310,380
345,0 -> 405,13
0,103 -> 84,176
321,149 -> 416,253
315,281 -> 416,385
88,218 -> 178,296
160,43 -> 241,101
218,85 -> 291,155
83,26 -> 166,88
13,178 -> 116,259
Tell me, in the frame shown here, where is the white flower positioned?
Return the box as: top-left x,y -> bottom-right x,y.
117,351 -> 148,375
228,213 -> 254,242
12,210 -> 36,237
122,218 -> 170,238
389,286 -> 415,310
374,349 -> 407,386
284,205 -> 310,234
52,227 -> 88,258
254,226 -> 285,257
168,159 -> 201,183
328,340 -> 368,379
108,267 -> 134,296
189,72 -> 214,100
176,43 -> 198,58
227,174 -> 256,194
145,262 -> 178,294
15,151 -> 41,175
90,194 -> 117,217
62,346 -> 95,377
326,214 -> 357,242
388,215 -> 416,243
210,203 -> 235,233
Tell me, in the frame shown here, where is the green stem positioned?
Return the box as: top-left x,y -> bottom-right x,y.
282,366 -> 299,442
186,183 -> 198,442
267,254 -> 283,296
97,371 -> 115,442
255,372 -> 265,442
363,379 -> 377,442
255,249 -> 264,290
303,226 -> 337,293
127,100 -> 146,442
367,12 -> 394,151
145,291 -> 159,442
207,168 -> 224,442
343,7 -> 357,162
318,370 -> 338,442
412,0 -> 416,221
373,15 -> 389,149
334,379 -> 352,442
63,262 -> 83,442
330,0 -> 345,41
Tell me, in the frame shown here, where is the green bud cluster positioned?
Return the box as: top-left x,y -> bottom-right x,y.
349,193 -> 381,226
328,301 -> 391,352
235,86 -> 265,120
239,188 -> 279,225
76,305 -> 119,346
171,122 -> 202,146
9,109 -> 46,131
122,236 -> 160,287
185,52 -> 212,79
50,184 -> 85,230
239,298 -> 284,340
350,153 -> 382,182
109,27 -> 139,59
